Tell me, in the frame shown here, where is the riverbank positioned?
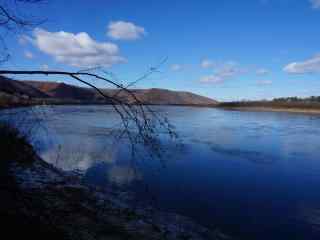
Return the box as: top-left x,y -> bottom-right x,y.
218,106 -> 320,114
3,100 -> 320,116
0,93 -> 111,110
217,101 -> 320,115
0,95 -> 218,110
0,123 -> 226,240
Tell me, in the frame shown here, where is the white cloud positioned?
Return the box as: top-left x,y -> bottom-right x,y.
107,21 -> 146,40
170,64 -> 183,71
24,50 -> 33,59
31,28 -> 126,68
200,73 -> 228,84
41,64 -> 49,70
200,63 -> 246,84
310,0 -> 320,9
18,35 -> 32,45
257,80 -> 272,85
201,59 -> 215,69
283,55 -> 320,74
256,68 -> 269,75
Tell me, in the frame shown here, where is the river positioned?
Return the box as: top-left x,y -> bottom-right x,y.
3,105 -> 320,239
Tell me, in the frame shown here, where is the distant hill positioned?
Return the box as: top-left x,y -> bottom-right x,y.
0,77 -> 218,107
23,80 -> 218,106
0,76 -> 49,99
91,88 -> 218,105
25,81 -> 96,100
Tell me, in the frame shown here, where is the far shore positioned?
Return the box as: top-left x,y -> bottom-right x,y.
215,100 -> 320,115
218,106 -> 320,115
3,100 -> 320,116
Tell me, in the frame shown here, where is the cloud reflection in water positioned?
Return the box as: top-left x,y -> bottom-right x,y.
108,166 -> 142,185
40,137 -> 117,171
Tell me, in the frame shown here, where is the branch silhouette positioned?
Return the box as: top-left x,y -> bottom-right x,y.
0,70 -> 178,160
0,0 -> 46,62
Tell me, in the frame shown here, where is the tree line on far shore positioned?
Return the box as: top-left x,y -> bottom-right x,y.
273,96 -> 320,103
218,96 -> 320,110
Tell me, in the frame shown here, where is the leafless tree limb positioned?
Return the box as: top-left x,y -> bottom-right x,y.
0,0 -> 46,62
0,70 -> 178,161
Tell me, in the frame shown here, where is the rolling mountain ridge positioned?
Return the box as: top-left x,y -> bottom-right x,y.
0,76 -> 218,106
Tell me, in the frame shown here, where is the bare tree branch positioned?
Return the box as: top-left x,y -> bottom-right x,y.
0,0 -> 46,62
0,70 -> 178,160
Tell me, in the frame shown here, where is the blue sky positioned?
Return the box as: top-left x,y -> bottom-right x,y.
3,0 -> 320,101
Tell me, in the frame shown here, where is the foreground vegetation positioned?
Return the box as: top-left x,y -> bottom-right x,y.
0,123 -> 68,239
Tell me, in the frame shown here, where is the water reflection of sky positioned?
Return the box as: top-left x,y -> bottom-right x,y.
5,105 -> 320,240
41,136 -> 117,171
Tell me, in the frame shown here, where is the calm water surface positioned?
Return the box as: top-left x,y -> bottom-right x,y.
5,105 -> 320,239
